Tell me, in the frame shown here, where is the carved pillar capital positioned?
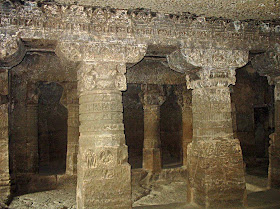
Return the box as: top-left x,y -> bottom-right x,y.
251,45 -> 280,83
0,33 -> 26,68
26,82 -> 39,105
60,82 -> 78,107
55,41 -> 147,63
174,85 -> 192,110
180,47 -> 248,90
186,68 -> 237,89
140,84 -> 166,108
180,47 -> 248,69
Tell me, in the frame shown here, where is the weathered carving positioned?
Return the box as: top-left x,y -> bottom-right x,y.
0,33 -> 26,67
99,150 -> 113,165
85,149 -> 97,169
140,84 -> 166,107
56,42 -> 147,63
0,70 -> 8,95
181,47 -> 248,69
77,62 -> 128,94
174,85 -> 192,108
251,45 -> 280,83
167,49 -> 200,74
26,82 -> 39,104
186,68 -> 237,90
0,1 -> 279,52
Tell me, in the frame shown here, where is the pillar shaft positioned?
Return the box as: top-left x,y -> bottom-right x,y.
141,84 -> 165,173
0,70 -> 10,204
175,87 -> 193,166
186,68 -> 246,208
77,62 -> 131,209
63,83 -> 79,175
66,103 -> 79,175
26,104 -> 39,173
182,106 -> 192,166
268,82 -> 280,188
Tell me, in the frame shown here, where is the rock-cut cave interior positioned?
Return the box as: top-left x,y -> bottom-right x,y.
0,0 -> 280,208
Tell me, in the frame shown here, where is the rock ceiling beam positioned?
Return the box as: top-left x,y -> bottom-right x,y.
0,1 -> 279,54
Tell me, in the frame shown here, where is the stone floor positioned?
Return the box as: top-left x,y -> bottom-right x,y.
7,167 -> 280,209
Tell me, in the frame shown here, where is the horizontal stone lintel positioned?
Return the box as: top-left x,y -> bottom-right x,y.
0,4 -> 279,51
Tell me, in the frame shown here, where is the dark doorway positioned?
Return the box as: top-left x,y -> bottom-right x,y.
38,82 -> 68,175
160,86 -> 182,168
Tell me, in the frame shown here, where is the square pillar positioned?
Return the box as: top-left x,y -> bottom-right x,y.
0,70 -> 11,204
181,47 -> 248,208
140,84 -> 165,173
56,41 -> 147,209
175,86 -> 193,166
26,82 -> 39,173
61,82 -> 79,175
268,80 -> 280,188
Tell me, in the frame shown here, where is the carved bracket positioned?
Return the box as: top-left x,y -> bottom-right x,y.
0,33 -> 26,68
186,68 -> 237,89
140,84 -> 166,107
55,41 -> 147,63
251,45 -> 280,84
180,47 -> 248,69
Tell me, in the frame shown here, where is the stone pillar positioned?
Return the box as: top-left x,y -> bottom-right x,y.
140,84 -> 165,173
175,86 -> 193,166
268,79 -> 280,188
182,48 -> 248,208
56,41 -> 146,209
62,82 -> 79,175
26,82 -> 39,173
0,70 -> 11,204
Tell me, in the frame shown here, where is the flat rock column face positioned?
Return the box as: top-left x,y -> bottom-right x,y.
0,70 -> 10,204
63,82 -> 79,175
26,83 -> 39,173
268,81 -> 280,188
175,86 -> 192,166
141,84 -> 165,173
182,48 -> 248,208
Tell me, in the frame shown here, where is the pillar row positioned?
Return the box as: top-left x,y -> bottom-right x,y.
268,79 -> 280,188
55,41 -> 147,209
140,84 -> 165,173
182,47 -> 248,208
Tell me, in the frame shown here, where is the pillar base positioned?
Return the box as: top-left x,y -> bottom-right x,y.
77,163 -> 131,209
0,174 -> 11,205
268,134 -> 280,188
143,148 -> 161,173
187,138 -> 246,208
